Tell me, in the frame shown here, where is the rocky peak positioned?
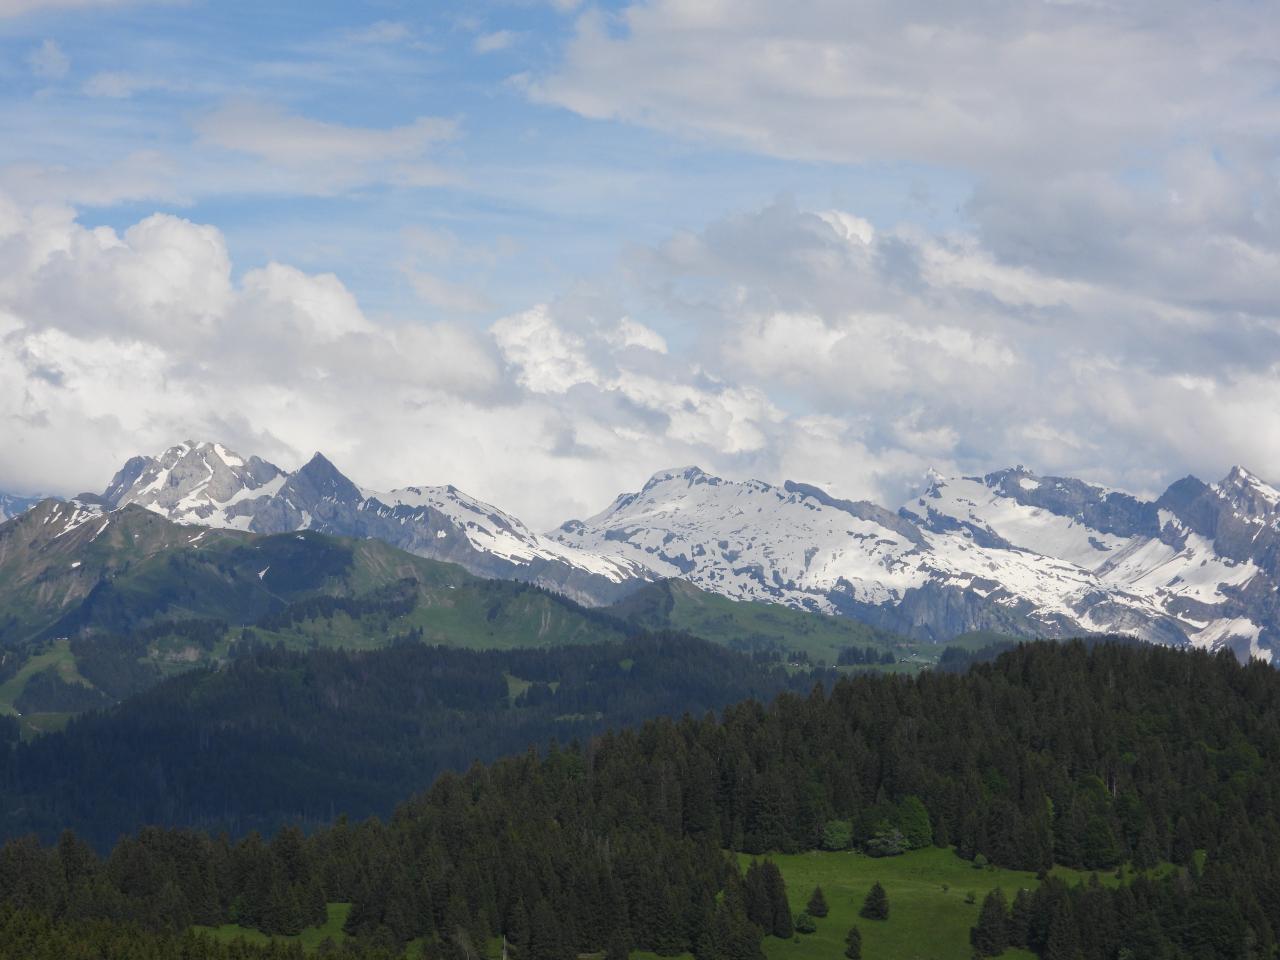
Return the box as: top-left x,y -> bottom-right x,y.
1215,466 -> 1280,522
286,452 -> 364,505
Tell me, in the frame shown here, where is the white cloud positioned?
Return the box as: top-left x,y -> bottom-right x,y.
404,269 -> 494,314
195,100 -> 458,195
625,197 -> 1280,501
474,30 -> 518,54
492,305 -> 599,393
606,317 -> 667,354
27,38 -> 69,78
0,194 -> 807,526
533,1 -> 1280,176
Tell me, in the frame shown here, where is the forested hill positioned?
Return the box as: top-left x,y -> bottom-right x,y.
0,633 -> 830,847
1,639 -> 1278,960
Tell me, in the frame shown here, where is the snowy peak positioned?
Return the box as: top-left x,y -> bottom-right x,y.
88,441 -> 648,605
554,462 -> 1280,659
1214,466 -> 1280,523
903,468 -> 1159,559
104,440 -> 285,525
10,442 -> 1280,660
551,466 -> 927,610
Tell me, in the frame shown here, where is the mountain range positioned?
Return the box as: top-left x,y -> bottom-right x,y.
3,440 -> 1277,660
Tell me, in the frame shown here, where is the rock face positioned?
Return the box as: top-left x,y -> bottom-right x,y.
96,442 -> 648,606
20,441 -> 1280,659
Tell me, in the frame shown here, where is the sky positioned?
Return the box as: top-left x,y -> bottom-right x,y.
1,0 -> 1278,528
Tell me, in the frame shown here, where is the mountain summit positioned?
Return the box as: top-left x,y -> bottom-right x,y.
92,441 -> 647,606
552,463 -> 1280,660
6,444 -> 1277,660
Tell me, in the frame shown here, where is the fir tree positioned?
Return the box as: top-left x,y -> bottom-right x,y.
971,888 -> 1009,956
860,882 -> 889,921
761,861 -> 792,938
806,885 -> 828,918
844,925 -> 863,960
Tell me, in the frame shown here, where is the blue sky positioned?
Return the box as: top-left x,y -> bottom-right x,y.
1,0 -> 1278,527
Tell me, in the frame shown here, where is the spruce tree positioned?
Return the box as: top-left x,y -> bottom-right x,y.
806,885 -> 828,918
860,882 -> 889,921
971,888 -> 1009,956
844,925 -> 863,959
1008,889 -> 1033,949
1044,901 -> 1079,960
761,861 -> 792,938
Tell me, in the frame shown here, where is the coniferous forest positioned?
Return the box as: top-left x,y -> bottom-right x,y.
0,639 -> 1277,958
0,633 -> 826,847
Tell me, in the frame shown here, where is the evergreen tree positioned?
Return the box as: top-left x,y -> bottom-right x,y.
1007,889 -> 1033,949
760,861 -> 792,938
896,796 -> 933,849
1044,901 -> 1079,960
971,888 -> 1009,956
860,883 -> 889,921
806,885 -> 828,918
844,925 -> 863,960
528,900 -> 564,960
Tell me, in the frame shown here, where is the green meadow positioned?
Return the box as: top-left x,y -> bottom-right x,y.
740,847 -> 1149,960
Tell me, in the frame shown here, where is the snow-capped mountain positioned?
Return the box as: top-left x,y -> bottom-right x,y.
550,464 -> 1280,659
13,439 -> 1279,659
96,441 -> 648,605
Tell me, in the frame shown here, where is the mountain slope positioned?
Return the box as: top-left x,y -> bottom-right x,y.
0,634 -> 824,846
34,439 -> 1280,660
554,464 -> 1278,659
0,501 -> 627,729
609,577 -> 910,664
101,441 -> 649,605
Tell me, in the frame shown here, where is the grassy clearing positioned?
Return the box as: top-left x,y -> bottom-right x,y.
0,638 -> 91,715
195,902 -> 352,951
737,847 -> 1138,960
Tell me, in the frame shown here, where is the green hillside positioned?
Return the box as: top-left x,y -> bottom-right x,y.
609,578 -> 920,665
0,503 -> 625,733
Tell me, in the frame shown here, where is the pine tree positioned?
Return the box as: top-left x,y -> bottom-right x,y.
1044,901 -> 1080,960
806,885 -> 828,918
761,861 -> 792,938
860,882 -> 889,921
844,925 -> 863,960
1008,889 -> 1033,949
971,888 -> 1009,956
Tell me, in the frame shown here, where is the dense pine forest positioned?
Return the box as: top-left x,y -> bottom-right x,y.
0,639 -> 1277,958
0,634 -> 829,847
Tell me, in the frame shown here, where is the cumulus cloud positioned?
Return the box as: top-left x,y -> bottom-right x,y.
533,0 -> 1280,349
0,195 -> 850,527
626,197 -> 1280,500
